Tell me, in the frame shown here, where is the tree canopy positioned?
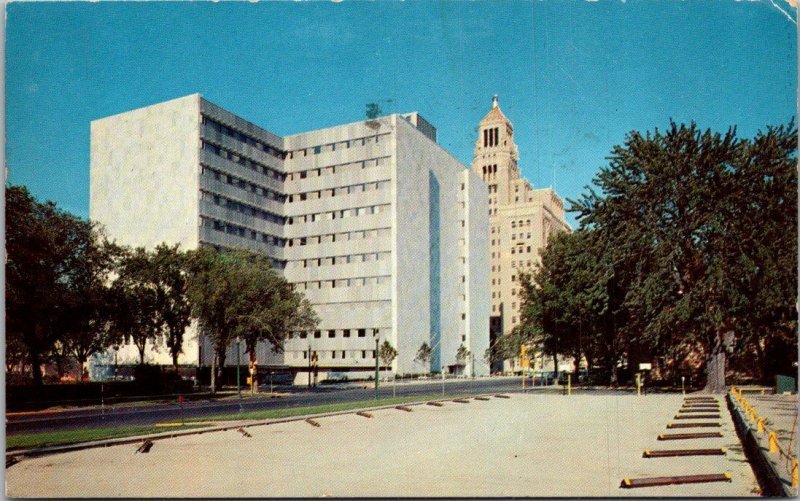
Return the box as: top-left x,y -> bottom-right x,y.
513,120 -> 797,386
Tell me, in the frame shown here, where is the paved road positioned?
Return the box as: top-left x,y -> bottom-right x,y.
8,377 -> 557,434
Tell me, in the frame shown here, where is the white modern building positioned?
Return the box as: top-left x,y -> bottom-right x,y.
90,94 -> 489,382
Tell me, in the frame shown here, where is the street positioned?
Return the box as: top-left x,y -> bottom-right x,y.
7,377 -> 544,435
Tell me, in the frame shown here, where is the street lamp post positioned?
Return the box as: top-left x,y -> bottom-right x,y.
374,337 -> 380,400
236,337 -> 241,399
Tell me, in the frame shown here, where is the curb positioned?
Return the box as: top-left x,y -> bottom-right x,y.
6,393 -> 507,463
727,393 -> 795,497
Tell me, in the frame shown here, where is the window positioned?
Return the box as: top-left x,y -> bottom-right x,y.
314,146 -> 321,154
373,328 -> 380,336
343,329 -> 351,338
328,330 -> 336,338
358,329 -> 366,337
314,330 -> 321,339
362,350 -> 367,359
300,331 -> 308,339
372,351 -> 377,359
332,351 -> 336,359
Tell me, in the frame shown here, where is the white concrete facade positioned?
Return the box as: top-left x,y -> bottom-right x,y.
89,94 -> 489,380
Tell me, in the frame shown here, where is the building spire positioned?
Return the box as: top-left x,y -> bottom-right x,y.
492,95 -> 499,109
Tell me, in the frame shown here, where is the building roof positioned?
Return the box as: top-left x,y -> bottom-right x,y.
479,95 -> 512,127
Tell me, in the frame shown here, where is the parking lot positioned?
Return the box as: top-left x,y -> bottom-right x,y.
6,393 -> 758,497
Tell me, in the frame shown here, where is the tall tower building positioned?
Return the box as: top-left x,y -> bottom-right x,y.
471,96 -> 570,372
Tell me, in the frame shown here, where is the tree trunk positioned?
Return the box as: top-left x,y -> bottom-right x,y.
137,343 -> 146,366
77,354 -> 88,382
216,346 -> 227,387
573,352 -> 581,382
172,351 -> 179,372
210,351 -> 216,394
753,336 -> 767,384
552,352 -> 559,379
704,332 -> 727,394
249,348 -> 258,394
29,348 -> 43,387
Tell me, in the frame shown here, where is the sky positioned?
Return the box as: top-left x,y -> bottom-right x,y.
6,0 -> 797,228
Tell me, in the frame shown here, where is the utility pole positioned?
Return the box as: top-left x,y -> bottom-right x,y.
374,337 -> 380,400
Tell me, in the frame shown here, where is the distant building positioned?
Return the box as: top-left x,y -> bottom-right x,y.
90,94 -> 489,382
470,96 -> 570,373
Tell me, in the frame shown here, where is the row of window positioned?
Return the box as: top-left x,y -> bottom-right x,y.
201,140 -> 286,181
293,328 -> 381,339
202,115 -> 286,159
481,164 -> 499,176
286,156 -> 387,182
295,350 -> 376,360
290,251 -> 390,270
287,133 -> 390,160
286,204 -> 389,228
288,179 -> 389,203
293,275 -> 391,290
492,288 -> 520,299
201,191 -> 286,226
483,128 -> 501,148
201,167 -> 286,203
283,228 -> 389,254
510,245 -> 534,255
200,216 -> 287,247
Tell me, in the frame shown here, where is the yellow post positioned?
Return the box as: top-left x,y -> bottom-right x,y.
761,388 -> 765,396
769,432 -> 779,453
792,458 -> 798,489
757,417 -> 764,433
568,373 -> 572,396
636,373 -> 642,396
750,408 -> 757,423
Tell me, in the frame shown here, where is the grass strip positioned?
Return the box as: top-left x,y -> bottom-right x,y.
188,394 -> 454,422
6,424 -> 209,451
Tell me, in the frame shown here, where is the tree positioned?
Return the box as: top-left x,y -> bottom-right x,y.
570,120 -> 798,388
379,340 -> 398,370
185,247 -> 319,393
6,186 -> 111,386
515,230 -> 625,384
150,244 -> 192,370
110,247 -> 163,366
455,344 -> 470,366
414,342 -> 432,373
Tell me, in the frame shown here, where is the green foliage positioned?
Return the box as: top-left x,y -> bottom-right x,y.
455,343 -> 470,364
414,342 -> 432,370
379,340 -> 398,367
6,185 -> 113,384
365,102 -> 382,120
537,119 -> 800,384
150,244 -> 192,368
109,246 -> 164,366
185,247 -> 319,389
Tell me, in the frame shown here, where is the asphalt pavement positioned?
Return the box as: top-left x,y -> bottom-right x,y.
7,376 -> 553,434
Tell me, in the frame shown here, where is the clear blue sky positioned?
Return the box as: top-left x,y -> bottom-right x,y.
6,1 -> 797,227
